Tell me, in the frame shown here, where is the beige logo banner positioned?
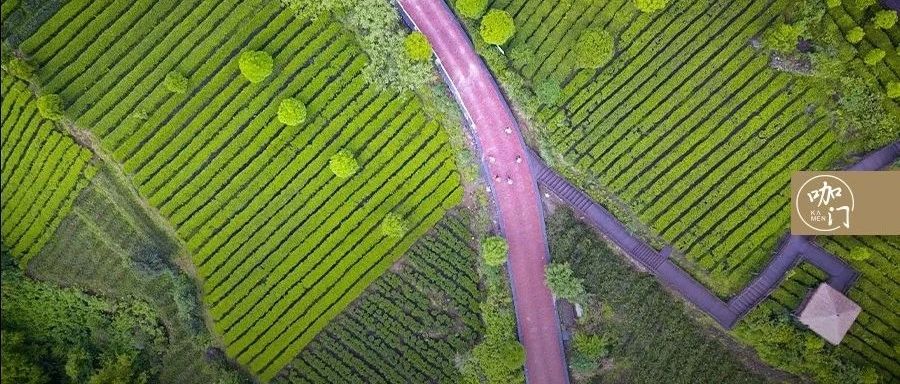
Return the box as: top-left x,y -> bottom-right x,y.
791,171 -> 900,235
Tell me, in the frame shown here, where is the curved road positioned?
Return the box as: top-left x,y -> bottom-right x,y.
397,0 -> 569,383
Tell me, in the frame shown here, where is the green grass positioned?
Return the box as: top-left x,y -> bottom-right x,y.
276,213 -> 483,383
546,208 -> 772,383
20,0 -> 462,378
764,236 -> 900,382
0,76 -> 96,266
482,0 -> 899,295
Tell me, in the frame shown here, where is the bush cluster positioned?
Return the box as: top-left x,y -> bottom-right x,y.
403,31 -> 432,62
480,9 -> 516,46
328,149 -> 359,178
480,236 -> 509,266
544,262 -> 587,302
36,94 -> 64,120
872,9 -> 897,29
380,212 -> 409,238
277,98 -> 307,126
574,28 -> 614,69
456,0 -> 488,19
163,71 -> 189,94
6,57 -> 35,81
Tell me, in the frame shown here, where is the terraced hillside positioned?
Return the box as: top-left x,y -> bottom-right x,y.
1,77 -> 96,265
484,0 -> 899,293
278,214 -> 483,383
17,0 -> 462,378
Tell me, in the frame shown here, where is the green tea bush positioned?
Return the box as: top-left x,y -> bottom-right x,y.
479,9 -> 515,46
481,236 -> 509,266
6,57 -> 34,81
872,10 -> 897,29
403,31 -> 432,62
380,212 -> 409,238
277,98 -> 306,126
634,0 -> 668,13
845,26 -> 865,43
456,0 -> 488,19
238,50 -> 273,83
36,94 -> 64,120
163,71 -> 189,94
863,48 -> 885,65
573,29 -> 614,69
328,149 -> 359,178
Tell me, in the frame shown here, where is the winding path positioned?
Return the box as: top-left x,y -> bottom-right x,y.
531,139 -> 899,327
396,0 -> 569,383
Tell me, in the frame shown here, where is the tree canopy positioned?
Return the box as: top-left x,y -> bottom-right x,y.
36,94 -> 64,121
763,23 -> 801,53
481,236 -> 509,266
544,262 -> 586,302
238,50 -> 274,83
455,0 -> 488,19
6,57 -> 35,81
574,29 -> 614,69
479,9 -> 515,46
278,98 -> 307,126
403,31 -> 432,62
845,26 -> 865,43
163,72 -> 189,94
329,150 -> 359,178
380,213 -> 409,238
863,48 -> 885,66
873,10 -> 897,29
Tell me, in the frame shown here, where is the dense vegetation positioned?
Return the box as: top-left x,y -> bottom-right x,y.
466,0 -> 898,297
0,76 -> 96,266
546,209 -> 770,383
276,213 -> 484,383
15,0 -> 462,378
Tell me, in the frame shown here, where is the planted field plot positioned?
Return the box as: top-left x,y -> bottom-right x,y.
277,214 -> 483,383
492,0 -> 899,293
0,77 -> 95,265
19,0 -> 461,378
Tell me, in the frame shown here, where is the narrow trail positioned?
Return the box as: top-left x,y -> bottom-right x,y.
531,139 -> 899,327
396,0 -> 569,383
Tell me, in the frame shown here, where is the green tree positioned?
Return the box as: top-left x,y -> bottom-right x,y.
763,23 -> 801,53
381,213 -> 409,238
238,50 -> 273,83
65,348 -> 92,383
88,355 -> 146,384
573,29 -> 614,69
163,72 -> 189,94
887,81 -> 900,99
873,10 -> 898,29
6,57 -> 35,81
863,48 -> 885,66
634,0 -> 668,13
494,340 -> 525,370
534,79 -> 561,105
36,94 -> 64,121
572,333 -> 609,359
1,330 -> 48,384
277,98 -> 307,126
849,247 -> 871,261
479,9 -> 515,46
544,262 -> 586,302
455,0 -> 488,19
481,236 -> 509,266
403,31 -> 432,61
329,150 -> 359,178
845,26 -> 865,43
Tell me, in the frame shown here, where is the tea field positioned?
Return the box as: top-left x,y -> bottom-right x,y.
0,76 -> 96,265
277,214 -> 484,383
487,0 -> 899,294
15,0 -> 461,378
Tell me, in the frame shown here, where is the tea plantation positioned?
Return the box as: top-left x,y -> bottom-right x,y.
11,0 -> 461,379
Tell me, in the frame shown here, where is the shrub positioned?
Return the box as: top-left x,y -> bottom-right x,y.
573,29 -> 614,69
572,333 -> 609,359
380,213 -> 409,238
479,9 -> 515,46
7,57 -> 35,81
634,0 -> 668,13
277,98 -> 306,126
481,236 -> 509,266
493,340 -> 525,370
887,81 -> 900,99
36,94 -> 64,121
849,247 -> 871,261
763,23 -> 801,53
872,10 -> 898,29
455,0 -> 488,19
544,262 -> 586,302
863,48 -> 885,65
403,32 -> 432,62
329,150 -> 359,178
534,79 -> 561,105
163,72 -> 189,94
568,353 -> 600,376
238,50 -> 273,83
845,26 -> 865,43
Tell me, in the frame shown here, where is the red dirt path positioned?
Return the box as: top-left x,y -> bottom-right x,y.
397,0 -> 569,383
